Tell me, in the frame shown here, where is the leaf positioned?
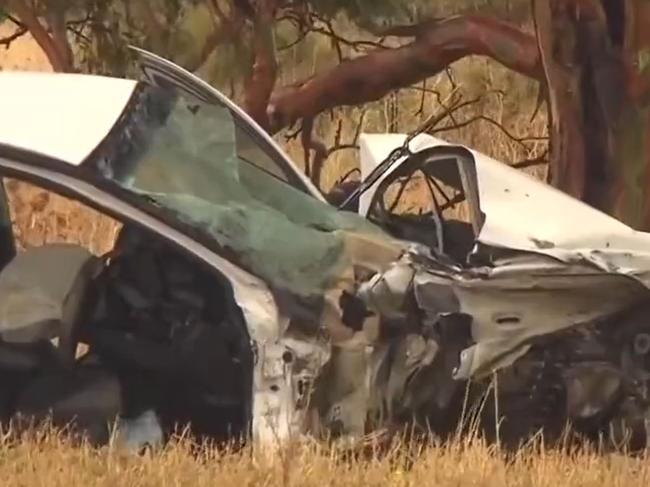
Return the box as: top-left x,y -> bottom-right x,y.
309,0 -> 412,31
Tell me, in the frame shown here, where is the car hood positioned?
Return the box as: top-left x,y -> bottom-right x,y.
359,133 -> 650,287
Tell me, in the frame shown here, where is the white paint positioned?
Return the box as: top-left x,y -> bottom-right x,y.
358,133 -> 444,216
358,132 -> 650,287
0,71 -> 135,164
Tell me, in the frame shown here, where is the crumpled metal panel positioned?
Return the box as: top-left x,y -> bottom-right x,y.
413,255 -> 649,379
359,132 -> 650,289
357,132 -> 650,382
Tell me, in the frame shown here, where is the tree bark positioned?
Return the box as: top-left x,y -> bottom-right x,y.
614,0 -> 650,229
243,0 -> 278,131
532,0 -> 587,199
9,0 -> 74,72
267,15 -> 543,131
535,0 -> 650,230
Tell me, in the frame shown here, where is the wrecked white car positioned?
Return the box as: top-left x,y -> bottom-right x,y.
348,132 -> 650,449
0,48 -> 649,451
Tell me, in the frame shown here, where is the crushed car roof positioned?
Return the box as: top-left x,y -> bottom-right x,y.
0,71 -> 136,165
360,133 -> 650,286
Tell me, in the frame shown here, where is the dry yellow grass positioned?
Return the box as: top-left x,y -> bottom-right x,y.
0,429 -> 648,487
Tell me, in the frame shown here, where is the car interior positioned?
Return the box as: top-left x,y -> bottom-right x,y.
366,152 -> 479,265
0,180 -> 254,447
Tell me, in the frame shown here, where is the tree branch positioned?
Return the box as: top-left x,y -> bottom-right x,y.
267,15 -> 543,132
299,109 -> 366,190
0,24 -> 28,49
46,3 -> 74,71
432,114 -> 548,146
8,0 -> 74,72
511,149 -> 549,169
243,0 -> 279,129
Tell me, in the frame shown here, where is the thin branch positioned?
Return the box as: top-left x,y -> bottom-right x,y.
0,25 -> 28,49
300,109 -> 366,190
307,24 -> 388,52
332,119 -> 343,150
366,18 -> 445,38
326,108 -> 366,157
338,167 -> 361,183
328,144 -> 359,155
277,8 -> 390,53
388,173 -> 415,212
66,25 -> 90,43
416,79 -> 427,116
431,114 -> 548,146
317,16 -> 343,62
444,66 -> 457,89
277,26 -> 309,51
284,121 -> 304,142
511,150 -> 549,168
411,89 -> 474,137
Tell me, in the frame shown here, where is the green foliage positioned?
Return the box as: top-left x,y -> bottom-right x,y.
308,0 -> 413,30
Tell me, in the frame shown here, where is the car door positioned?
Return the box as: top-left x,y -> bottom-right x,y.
128,46 -> 325,202
0,180 -> 16,270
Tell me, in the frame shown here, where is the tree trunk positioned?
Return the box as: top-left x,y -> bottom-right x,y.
537,0 -> 650,230
9,0 -> 75,72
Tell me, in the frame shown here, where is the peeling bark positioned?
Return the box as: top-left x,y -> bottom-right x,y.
613,0 -> 650,228
242,0 -> 278,130
535,0 -> 650,229
532,0 -> 586,199
267,15 -> 543,131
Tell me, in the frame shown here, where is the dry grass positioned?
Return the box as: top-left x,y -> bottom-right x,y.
4,178 -> 121,255
0,428 -> 648,487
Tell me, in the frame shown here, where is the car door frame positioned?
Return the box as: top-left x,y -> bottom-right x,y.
0,142 -> 307,444
128,46 -> 326,203
0,174 -> 16,270
362,146 -> 485,240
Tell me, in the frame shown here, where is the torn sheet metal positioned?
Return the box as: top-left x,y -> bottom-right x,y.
359,132 -> 650,289
358,132 -> 650,382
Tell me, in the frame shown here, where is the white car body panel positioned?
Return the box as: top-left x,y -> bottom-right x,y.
358,133 -> 650,287
0,155 -> 306,445
0,63 -> 324,447
0,72 -> 136,165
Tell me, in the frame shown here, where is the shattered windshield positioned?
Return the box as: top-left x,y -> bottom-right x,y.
89,83 -> 395,296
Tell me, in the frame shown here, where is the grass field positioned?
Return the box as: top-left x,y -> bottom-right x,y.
1,430 -> 649,487
0,22 -> 628,487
